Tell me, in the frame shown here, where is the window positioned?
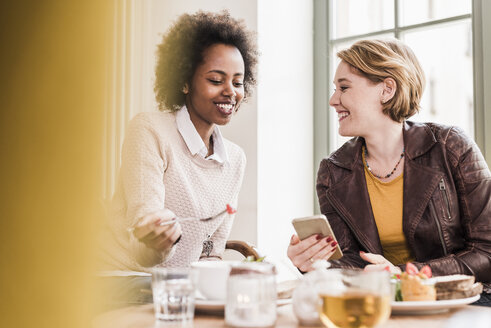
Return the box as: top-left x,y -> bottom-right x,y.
326,0 -> 473,152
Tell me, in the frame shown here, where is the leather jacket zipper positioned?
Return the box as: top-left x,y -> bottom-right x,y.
326,194 -> 371,252
429,199 -> 448,256
439,178 -> 451,220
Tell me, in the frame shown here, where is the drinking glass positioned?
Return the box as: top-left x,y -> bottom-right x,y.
318,269 -> 391,328
151,267 -> 195,325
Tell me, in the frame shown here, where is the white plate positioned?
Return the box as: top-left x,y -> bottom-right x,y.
195,298 -> 292,312
391,294 -> 480,315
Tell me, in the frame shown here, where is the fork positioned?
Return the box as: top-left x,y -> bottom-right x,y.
158,207 -> 229,226
127,204 -> 236,232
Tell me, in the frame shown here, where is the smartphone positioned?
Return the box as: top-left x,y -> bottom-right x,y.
291,214 -> 343,260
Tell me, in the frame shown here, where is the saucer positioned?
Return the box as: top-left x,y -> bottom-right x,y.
195,298 -> 292,312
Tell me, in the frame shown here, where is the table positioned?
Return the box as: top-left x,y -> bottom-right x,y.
93,303 -> 491,328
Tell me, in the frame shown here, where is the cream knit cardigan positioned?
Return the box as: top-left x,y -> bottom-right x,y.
101,111 -> 246,272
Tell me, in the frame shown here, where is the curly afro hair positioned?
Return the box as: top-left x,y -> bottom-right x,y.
154,10 -> 258,112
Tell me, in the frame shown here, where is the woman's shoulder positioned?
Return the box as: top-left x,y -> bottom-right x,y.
323,137 -> 362,168
126,111 -> 178,140
408,121 -> 476,154
406,121 -> 485,171
129,111 -> 175,129
406,121 -> 469,142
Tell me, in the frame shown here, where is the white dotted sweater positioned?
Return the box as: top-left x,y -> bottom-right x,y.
102,111 -> 246,272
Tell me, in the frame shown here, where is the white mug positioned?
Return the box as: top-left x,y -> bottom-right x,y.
190,261 -> 235,300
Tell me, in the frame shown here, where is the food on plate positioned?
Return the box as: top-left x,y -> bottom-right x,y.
433,274 -> 483,300
399,263 -> 436,301
392,263 -> 482,302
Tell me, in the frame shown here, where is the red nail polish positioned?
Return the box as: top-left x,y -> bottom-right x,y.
316,234 -> 323,240
326,236 -> 333,242
331,241 -> 337,247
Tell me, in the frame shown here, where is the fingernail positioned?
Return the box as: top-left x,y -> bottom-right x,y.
316,234 -> 323,240
326,236 -> 333,242
290,235 -> 295,243
359,251 -> 365,254
331,241 -> 338,247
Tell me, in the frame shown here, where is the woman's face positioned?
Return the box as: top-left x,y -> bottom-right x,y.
329,61 -> 386,137
185,43 -> 245,130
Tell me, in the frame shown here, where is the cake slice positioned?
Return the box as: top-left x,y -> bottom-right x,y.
400,263 -> 436,301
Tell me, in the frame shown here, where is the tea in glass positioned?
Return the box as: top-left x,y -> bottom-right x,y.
318,269 -> 391,328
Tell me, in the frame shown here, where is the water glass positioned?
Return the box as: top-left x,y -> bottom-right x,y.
318,269 -> 391,328
151,267 -> 195,325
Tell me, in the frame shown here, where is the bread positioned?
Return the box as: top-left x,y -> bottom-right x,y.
436,282 -> 482,300
433,275 -> 481,300
434,274 -> 474,290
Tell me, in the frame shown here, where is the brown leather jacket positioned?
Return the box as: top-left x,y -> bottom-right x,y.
317,121 -> 491,283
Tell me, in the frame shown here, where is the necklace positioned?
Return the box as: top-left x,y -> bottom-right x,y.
363,146 -> 405,179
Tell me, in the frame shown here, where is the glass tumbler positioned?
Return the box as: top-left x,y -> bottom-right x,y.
225,262 -> 277,328
151,267 -> 195,324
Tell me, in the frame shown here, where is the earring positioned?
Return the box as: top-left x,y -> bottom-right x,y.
182,85 -> 189,95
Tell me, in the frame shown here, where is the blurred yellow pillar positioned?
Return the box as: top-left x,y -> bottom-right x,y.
0,1 -> 114,327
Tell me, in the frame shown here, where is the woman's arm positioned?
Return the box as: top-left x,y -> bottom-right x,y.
121,114 -> 180,267
410,128 -> 491,281
314,159 -> 369,269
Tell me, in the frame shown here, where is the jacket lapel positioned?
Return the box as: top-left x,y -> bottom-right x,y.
326,139 -> 383,254
402,121 -> 442,248
402,159 -> 442,246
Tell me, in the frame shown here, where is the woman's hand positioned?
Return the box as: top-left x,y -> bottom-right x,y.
132,209 -> 182,253
287,234 -> 338,272
360,251 -> 401,274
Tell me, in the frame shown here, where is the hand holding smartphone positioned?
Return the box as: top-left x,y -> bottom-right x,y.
292,214 -> 343,260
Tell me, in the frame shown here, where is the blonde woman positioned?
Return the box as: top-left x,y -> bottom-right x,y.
287,39 -> 490,306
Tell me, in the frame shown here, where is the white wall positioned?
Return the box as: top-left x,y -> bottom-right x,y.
257,0 -> 314,278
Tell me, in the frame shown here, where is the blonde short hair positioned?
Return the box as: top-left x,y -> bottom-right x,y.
337,39 -> 425,122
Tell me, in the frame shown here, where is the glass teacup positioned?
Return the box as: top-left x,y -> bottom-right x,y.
318,269 -> 391,328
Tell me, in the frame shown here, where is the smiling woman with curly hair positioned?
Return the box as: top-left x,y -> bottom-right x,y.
101,10 -> 258,307
154,10 -> 258,111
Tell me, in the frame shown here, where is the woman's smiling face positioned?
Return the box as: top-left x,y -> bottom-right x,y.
185,43 -> 245,130
329,61 -> 387,137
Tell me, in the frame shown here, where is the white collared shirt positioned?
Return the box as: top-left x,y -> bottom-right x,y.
176,106 -> 228,164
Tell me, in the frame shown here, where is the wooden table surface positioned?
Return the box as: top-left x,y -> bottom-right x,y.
93,303 -> 491,328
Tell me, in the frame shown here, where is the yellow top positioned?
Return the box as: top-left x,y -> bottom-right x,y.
362,150 -> 414,265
